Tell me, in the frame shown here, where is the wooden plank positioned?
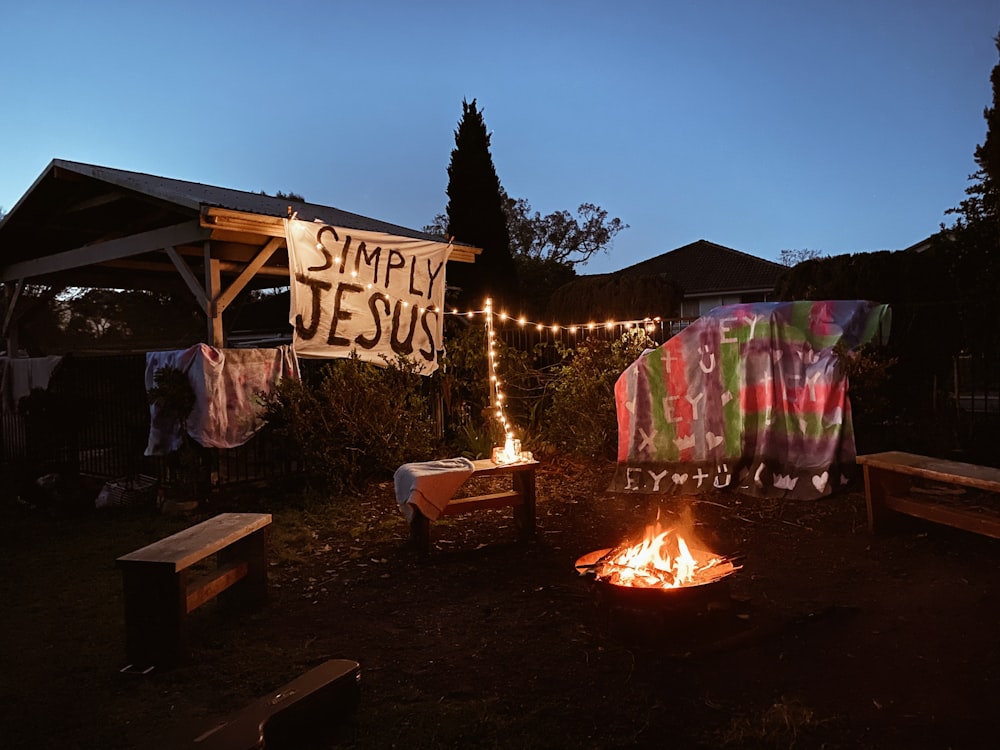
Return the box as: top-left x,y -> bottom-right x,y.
448,248 -> 478,263
856,452 -> 1000,493
166,245 -> 210,314
440,491 -> 522,515
191,659 -> 361,749
202,208 -> 286,238
884,494 -> 1000,540
2,221 -> 212,282
470,459 -> 539,477
186,560 -> 248,613
214,236 -> 285,314
117,513 -> 272,571
100,257 -> 290,277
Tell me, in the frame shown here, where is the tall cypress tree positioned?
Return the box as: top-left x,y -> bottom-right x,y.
976,33 -> 1000,216
445,99 -> 519,311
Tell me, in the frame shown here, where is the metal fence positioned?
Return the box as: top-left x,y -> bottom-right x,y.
4,337 -> 999,492
496,316 -> 696,354
1,353 -> 292,492
952,350 -> 1000,462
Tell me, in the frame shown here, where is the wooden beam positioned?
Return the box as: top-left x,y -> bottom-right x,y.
202,207 -> 285,238
165,245 -> 209,314
1,221 -> 212,282
100,257 -> 290,277
3,279 -> 24,338
66,190 -> 126,213
205,243 -> 224,346
448,248 -> 479,263
201,207 -> 482,262
185,560 -> 248,614
3,279 -> 25,353
215,237 -> 285,315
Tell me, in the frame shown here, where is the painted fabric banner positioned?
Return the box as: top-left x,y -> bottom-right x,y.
284,218 -> 451,374
611,300 -> 891,499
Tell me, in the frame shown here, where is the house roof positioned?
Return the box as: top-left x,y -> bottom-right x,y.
615,239 -> 786,296
0,159 -> 471,293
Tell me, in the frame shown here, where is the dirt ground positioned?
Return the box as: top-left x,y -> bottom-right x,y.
3,456 -> 1000,749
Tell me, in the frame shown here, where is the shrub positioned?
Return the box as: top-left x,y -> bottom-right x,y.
433,318 -> 493,455
260,353 -> 438,494
540,328 -> 654,459
433,318 -> 533,458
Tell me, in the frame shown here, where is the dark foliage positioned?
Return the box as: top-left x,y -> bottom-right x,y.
546,272 -> 683,322
512,255 -> 578,319
539,330 -> 654,460
503,195 -> 628,269
260,354 -> 438,494
444,99 -> 520,310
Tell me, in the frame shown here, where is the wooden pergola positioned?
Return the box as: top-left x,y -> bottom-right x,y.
0,160 -> 479,353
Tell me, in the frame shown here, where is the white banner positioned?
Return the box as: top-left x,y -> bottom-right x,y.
284,218 -> 450,374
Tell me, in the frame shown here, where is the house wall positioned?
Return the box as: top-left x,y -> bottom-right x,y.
681,291 -> 772,318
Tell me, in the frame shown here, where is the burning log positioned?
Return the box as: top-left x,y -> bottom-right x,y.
577,517 -> 741,591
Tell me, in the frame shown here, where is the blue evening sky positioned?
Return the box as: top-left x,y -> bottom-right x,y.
1,0 -> 996,274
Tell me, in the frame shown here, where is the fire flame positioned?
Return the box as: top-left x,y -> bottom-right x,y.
594,520 -> 738,589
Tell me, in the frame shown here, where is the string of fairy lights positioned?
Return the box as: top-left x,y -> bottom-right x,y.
447,305 -> 666,335
473,297 -> 666,449
303,230 -> 669,452
328,286 -> 666,443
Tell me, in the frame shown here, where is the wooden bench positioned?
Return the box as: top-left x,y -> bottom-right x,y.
116,512 -> 272,671
409,458 -> 538,553
856,451 -> 1000,539
190,658 -> 361,749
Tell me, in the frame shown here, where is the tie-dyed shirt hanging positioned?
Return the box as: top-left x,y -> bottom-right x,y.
611,300 -> 891,499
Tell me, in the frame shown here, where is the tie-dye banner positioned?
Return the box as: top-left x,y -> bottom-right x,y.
611,300 -> 891,499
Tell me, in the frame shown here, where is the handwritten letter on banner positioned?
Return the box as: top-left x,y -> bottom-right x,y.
284,218 -> 451,374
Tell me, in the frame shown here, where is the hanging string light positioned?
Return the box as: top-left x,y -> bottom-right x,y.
484,297 -> 524,463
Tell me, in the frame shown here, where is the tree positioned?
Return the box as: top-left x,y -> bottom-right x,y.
941,31 -> 1000,347
257,189 -> 306,202
427,192 -> 629,317
502,194 -> 628,317
502,194 -> 627,269
443,99 -> 519,311
977,33 -> 1000,218
778,248 -> 824,267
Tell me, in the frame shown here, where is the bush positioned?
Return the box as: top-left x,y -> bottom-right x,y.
261,354 -> 438,494
433,319 -> 493,455
433,318 -> 533,458
540,328 -> 654,459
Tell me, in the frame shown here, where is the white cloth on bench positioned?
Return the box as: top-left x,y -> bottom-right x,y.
394,457 -> 476,522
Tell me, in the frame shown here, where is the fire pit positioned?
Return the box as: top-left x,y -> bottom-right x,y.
576,514 -> 745,643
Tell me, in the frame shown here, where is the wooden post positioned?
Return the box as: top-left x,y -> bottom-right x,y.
409,510 -> 430,554
513,467 -> 537,540
219,526 -> 269,609
204,242 -> 224,347
120,562 -> 186,669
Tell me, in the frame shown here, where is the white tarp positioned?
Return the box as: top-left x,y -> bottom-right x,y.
144,344 -> 299,454
0,355 -> 63,412
284,218 -> 450,374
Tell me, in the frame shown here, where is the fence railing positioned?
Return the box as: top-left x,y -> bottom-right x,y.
4,337 -> 999,491
496,316 -> 696,353
1,353 -> 292,493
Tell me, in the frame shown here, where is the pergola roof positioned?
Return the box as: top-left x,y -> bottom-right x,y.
0,159 -> 475,293
0,160 -> 477,347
